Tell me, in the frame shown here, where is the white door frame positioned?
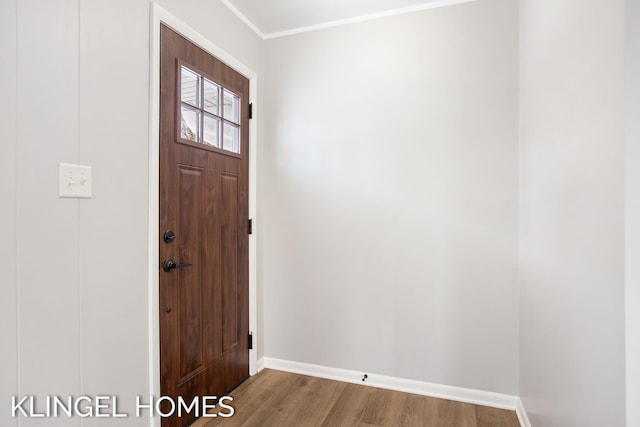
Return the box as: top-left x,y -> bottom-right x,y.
147,5 -> 259,425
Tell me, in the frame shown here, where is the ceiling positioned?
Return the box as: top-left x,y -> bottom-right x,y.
221,0 -> 475,39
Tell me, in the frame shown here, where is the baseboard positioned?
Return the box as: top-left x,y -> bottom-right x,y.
516,398 -> 532,427
255,357 -> 530,425
261,357 -> 520,413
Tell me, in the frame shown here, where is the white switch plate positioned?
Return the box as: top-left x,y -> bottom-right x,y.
59,163 -> 92,198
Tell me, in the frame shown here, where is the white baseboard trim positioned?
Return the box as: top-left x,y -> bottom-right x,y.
516,398 -> 532,427
261,357 -> 520,413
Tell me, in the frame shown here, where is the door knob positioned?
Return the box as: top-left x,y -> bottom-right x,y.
163,258 -> 192,272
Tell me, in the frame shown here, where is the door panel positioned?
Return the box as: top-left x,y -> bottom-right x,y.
220,172 -> 240,352
159,24 -> 250,427
177,165 -> 204,380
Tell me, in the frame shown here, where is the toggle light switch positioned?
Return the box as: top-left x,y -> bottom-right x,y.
59,163 -> 92,198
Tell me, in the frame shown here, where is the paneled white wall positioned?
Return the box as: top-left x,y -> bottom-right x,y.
77,1 -> 151,424
262,0 -> 519,394
519,0 -> 626,425
1,1 -> 262,426
16,1 -> 82,426
0,0 -> 18,425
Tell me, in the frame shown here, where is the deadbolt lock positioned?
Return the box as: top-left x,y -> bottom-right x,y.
164,229 -> 176,243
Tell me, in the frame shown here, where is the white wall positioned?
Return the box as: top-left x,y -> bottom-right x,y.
0,1 -> 262,426
16,1 -> 83,426
0,0 -> 18,425
262,0 -> 519,394
626,0 -> 640,424
77,2 -> 151,424
519,0 -> 626,426
0,0 -> 150,425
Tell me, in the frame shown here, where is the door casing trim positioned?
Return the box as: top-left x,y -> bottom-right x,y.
148,5 -> 259,426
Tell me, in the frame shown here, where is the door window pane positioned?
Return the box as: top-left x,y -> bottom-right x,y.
181,106 -> 200,142
223,89 -> 240,124
223,124 -> 240,153
204,79 -> 220,115
181,66 -> 200,107
203,115 -> 220,147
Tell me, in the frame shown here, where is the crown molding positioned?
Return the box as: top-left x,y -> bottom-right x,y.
220,0 -> 478,40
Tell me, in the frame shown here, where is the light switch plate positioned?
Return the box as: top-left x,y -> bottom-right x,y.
59,163 -> 92,198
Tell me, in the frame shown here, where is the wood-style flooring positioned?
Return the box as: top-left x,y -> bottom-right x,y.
192,369 -> 521,427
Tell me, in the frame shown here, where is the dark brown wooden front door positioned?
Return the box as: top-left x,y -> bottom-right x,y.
159,24 -> 250,427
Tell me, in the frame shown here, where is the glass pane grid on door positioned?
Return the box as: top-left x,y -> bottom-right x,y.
179,64 -> 241,155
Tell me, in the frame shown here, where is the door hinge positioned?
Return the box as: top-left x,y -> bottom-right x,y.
248,103 -> 253,119
248,218 -> 253,235
248,332 -> 253,350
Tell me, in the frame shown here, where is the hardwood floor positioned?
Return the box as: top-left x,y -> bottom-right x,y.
192,369 -> 520,427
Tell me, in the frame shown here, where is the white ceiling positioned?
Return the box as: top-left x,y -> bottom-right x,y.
221,0 -> 475,38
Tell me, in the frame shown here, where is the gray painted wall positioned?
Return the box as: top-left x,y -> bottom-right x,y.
261,0 -> 519,395
519,0 -> 626,425
626,0 -> 640,424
